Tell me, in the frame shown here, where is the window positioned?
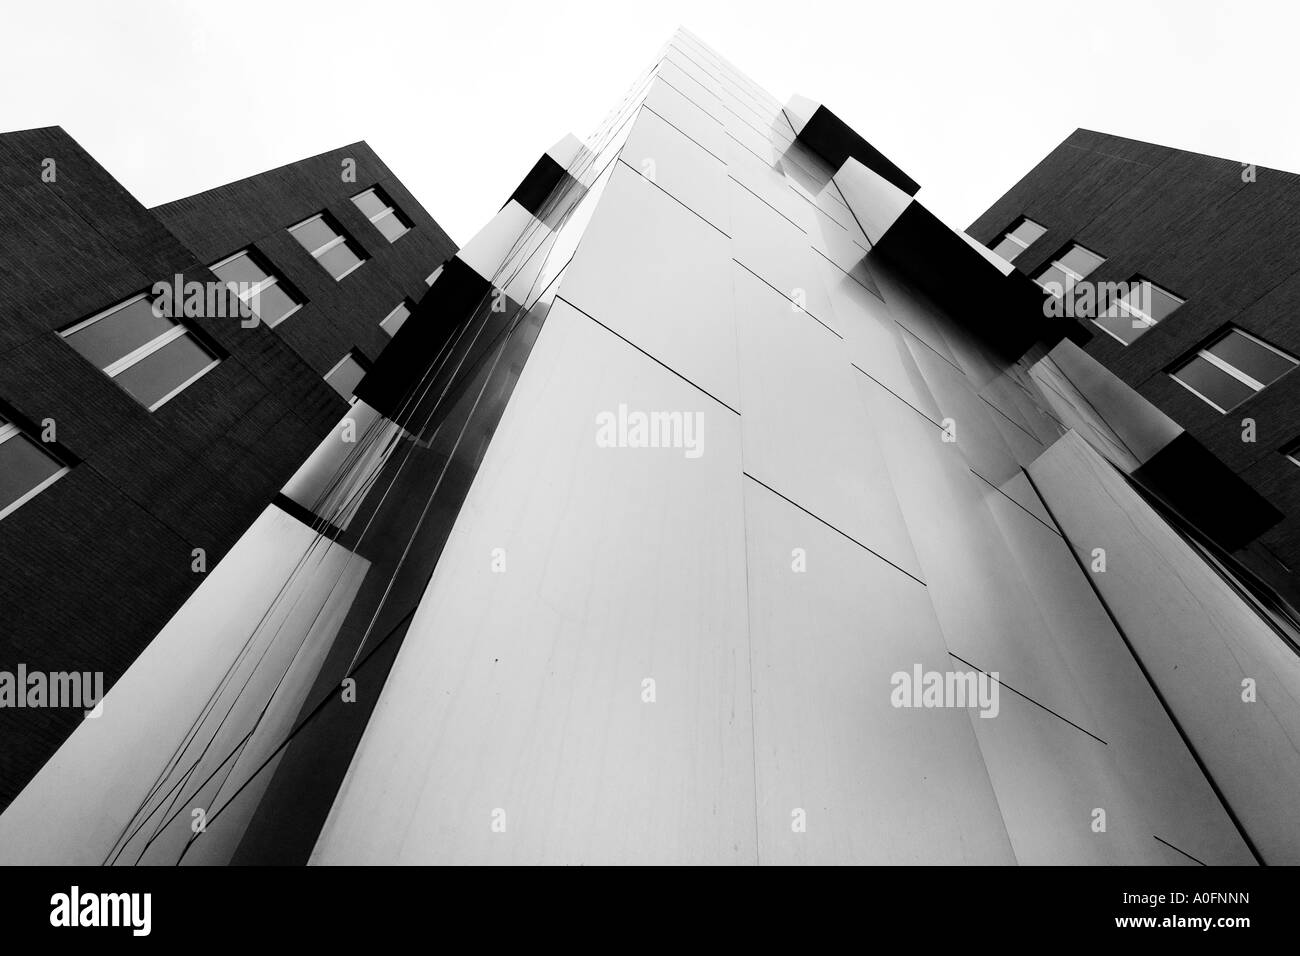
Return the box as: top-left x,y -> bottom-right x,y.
990,217 -> 1046,263
0,414 -> 69,520
351,187 -> 412,243
324,352 -> 369,399
1283,438 -> 1300,468
1034,243 -> 1106,294
289,214 -> 366,280
1169,327 -> 1298,413
60,294 -> 221,410
380,300 -> 414,337
209,249 -> 303,327
1093,278 -> 1183,345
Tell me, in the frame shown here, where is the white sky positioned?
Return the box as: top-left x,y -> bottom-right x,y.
3,0 -> 1298,246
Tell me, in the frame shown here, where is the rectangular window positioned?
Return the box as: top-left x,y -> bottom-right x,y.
1093,278 -> 1184,345
1034,242 -> 1106,295
289,213 -> 367,280
0,414 -> 69,520
380,300 -> 414,337
209,249 -> 303,327
351,187 -> 412,243
989,217 -> 1046,263
1169,327 -> 1298,413
324,351 -> 369,399
60,294 -> 221,410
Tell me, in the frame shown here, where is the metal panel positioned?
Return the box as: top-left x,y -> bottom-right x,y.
733,262 -> 922,580
618,105 -> 729,233
312,299 -> 754,864
1030,430 -> 1300,864
742,478 -> 1015,864
558,162 -> 741,411
0,507 -> 369,864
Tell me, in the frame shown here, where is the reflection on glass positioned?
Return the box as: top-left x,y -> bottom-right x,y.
248,282 -> 300,326
350,189 -> 388,220
210,253 -> 270,287
114,334 -> 218,409
317,243 -> 364,280
64,298 -> 172,369
324,354 -> 367,398
1210,330 -> 1297,386
1171,354 -> 1256,411
0,431 -> 65,514
374,214 -> 409,242
289,217 -> 338,254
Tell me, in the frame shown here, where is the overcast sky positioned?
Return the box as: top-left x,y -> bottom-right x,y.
3,0 -> 1297,246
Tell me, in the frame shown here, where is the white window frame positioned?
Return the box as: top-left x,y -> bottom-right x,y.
209,249 -> 302,328
289,213 -> 366,280
60,293 -> 221,411
352,187 -> 411,242
0,418 -> 70,520
1035,243 -> 1105,294
323,352 -> 368,399
1169,328 -> 1298,413
380,300 -> 413,336
1091,280 -> 1184,346
993,217 -> 1045,262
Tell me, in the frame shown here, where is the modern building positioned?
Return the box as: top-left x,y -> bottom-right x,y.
0,127 -> 455,809
969,130 -> 1300,606
2,29 -> 1298,866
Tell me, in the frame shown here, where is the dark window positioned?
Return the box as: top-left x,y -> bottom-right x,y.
289,214 -> 367,280
1169,327 -> 1298,412
1034,242 -> 1105,295
1093,278 -> 1183,345
60,294 -> 221,411
324,351 -> 369,399
989,217 -> 1046,263
380,300 -> 414,337
210,249 -> 303,327
351,187 -> 412,243
1282,438 -> 1300,468
0,414 -> 68,519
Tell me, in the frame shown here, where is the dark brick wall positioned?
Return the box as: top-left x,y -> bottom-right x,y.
969,129 -> 1300,571
0,127 -> 454,808
151,141 -> 457,376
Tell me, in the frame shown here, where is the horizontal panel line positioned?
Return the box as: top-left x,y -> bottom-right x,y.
652,74 -> 726,126
639,103 -> 727,164
979,394 -> 1046,446
851,363 -> 942,428
615,158 -> 731,239
1153,834 -> 1208,866
728,175 -> 807,233
731,258 -> 842,340
897,323 -> 967,376
555,294 -> 741,416
968,468 -> 1063,538
948,651 -> 1109,746
724,130 -> 773,168
811,245 -> 883,301
743,471 -> 926,587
